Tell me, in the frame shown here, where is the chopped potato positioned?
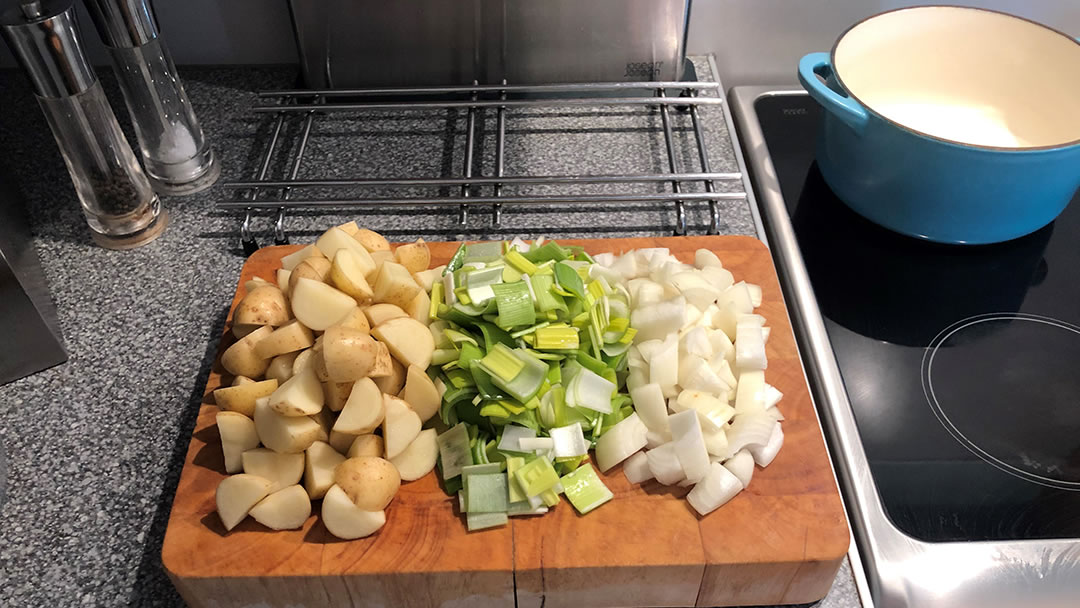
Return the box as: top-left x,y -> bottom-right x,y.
394,239 -> 430,274
334,456 -> 400,511
322,325 -> 381,382
330,249 -> 375,304
304,441 -> 346,500
321,484 -> 385,540
216,474 -> 272,531
234,285 -> 289,327
268,366 -> 324,416
291,278 -> 357,331
254,397 -> 322,454
214,378 -> 278,418
382,394 -> 422,460
254,319 -> 314,359
333,378 -> 384,435
371,317 -> 434,370
372,262 -> 421,309
249,484 -> 311,530
217,411 -> 260,473
372,357 -> 406,395
347,434 -> 384,459
288,256 -> 332,293
354,228 -> 389,253
389,428 -> 438,481
400,366 -> 439,423
242,448 -> 304,492
324,381 -> 352,412
221,325 -> 274,378
363,303 -> 407,327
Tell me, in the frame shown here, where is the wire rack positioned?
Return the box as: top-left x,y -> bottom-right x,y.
218,80 -> 748,253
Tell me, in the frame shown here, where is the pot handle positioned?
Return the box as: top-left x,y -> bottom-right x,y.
798,52 -> 869,134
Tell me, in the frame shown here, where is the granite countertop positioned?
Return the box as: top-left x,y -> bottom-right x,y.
0,59 -> 862,608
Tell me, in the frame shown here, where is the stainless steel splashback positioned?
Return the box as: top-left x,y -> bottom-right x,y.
287,0 -> 691,87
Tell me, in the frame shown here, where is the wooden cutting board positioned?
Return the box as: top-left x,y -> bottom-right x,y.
162,236 -> 848,608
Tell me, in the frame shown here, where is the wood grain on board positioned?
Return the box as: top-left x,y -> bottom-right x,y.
162,236 -> 849,608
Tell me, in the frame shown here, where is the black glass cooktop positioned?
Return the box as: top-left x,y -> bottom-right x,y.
755,93 -> 1080,543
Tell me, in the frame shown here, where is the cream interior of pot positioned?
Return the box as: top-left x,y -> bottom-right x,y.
833,6 -> 1080,149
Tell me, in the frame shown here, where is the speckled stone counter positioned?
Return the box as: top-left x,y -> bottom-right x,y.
0,60 -> 863,608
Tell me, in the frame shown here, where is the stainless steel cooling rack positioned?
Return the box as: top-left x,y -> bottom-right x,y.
218,81 -> 748,253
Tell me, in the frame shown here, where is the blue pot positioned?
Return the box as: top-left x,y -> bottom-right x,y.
798,6 -> 1080,244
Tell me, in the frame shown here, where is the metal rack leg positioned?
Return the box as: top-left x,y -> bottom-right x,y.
460,83 -> 479,226
688,91 -> 720,235
493,83 -> 507,226
275,101 -> 320,244
658,89 -> 686,235
240,108 -> 288,253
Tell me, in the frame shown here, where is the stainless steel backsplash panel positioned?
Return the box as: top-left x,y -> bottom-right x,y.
288,0 -> 691,87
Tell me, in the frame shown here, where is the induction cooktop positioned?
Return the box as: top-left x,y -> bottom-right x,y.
729,87 -> 1080,608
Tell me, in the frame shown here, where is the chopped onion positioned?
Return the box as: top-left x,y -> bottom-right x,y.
763,384 -> 783,409
668,410 -> 711,483
628,278 -> 665,307
736,313 -> 766,328
675,390 -> 726,415
735,326 -> 768,371
723,449 -> 755,488
710,356 -> 738,389
726,410 -> 780,457
718,282 -> 755,314
682,303 -> 703,330
679,355 -> 731,394
746,283 -> 763,308
498,425 -> 537,453
588,263 -> 623,287
713,303 -> 739,341
635,338 -> 664,363
610,253 -> 641,280
549,423 -> 589,457
592,252 -> 615,267
694,248 -> 723,270
648,334 -> 679,398
734,370 -> 766,413
646,442 -> 685,485
646,430 -> 670,449
622,451 -> 653,483
686,462 -> 743,516
680,326 -> 713,360
766,406 -> 784,421
670,272 -> 721,309
699,267 -> 734,293
702,426 -> 729,458
706,327 -> 735,361
518,437 -> 555,452
635,247 -> 671,264
748,422 -> 784,467
628,383 -> 670,434
630,296 -> 687,343
595,413 -> 648,472
626,366 -> 648,393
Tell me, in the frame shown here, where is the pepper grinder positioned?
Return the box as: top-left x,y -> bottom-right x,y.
85,0 -> 219,195
0,0 -> 166,250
